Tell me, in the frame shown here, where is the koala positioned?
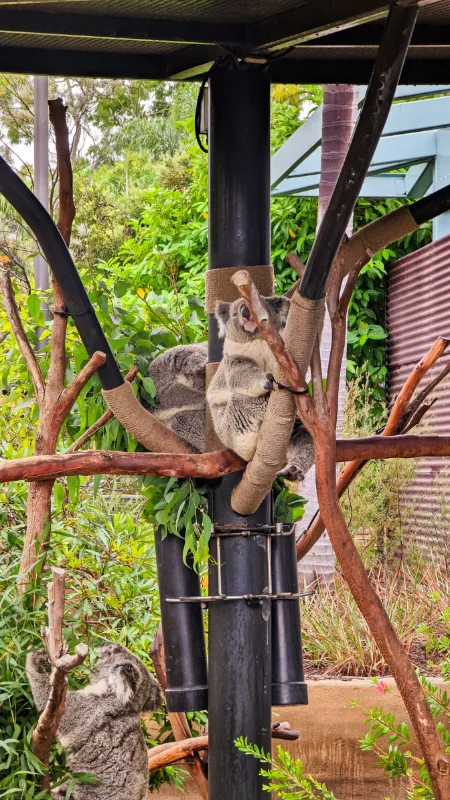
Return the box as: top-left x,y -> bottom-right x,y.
26,642 -> 162,800
207,296 -> 288,461
148,297 -> 314,481
149,342 -> 208,453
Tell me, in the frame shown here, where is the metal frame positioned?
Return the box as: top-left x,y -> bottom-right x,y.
272,84 -> 450,241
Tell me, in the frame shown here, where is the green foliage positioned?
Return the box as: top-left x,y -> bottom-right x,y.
273,478 -> 306,525
0,489 -> 199,795
234,738 -> 337,799
354,671 -> 450,799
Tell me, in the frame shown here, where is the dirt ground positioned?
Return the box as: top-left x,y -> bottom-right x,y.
153,677 -> 448,799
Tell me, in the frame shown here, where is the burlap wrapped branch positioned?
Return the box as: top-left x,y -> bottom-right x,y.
231,293 -> 325,515
102,381 -> 194,454
339,205 -> 418,277
205,264 -> 274,313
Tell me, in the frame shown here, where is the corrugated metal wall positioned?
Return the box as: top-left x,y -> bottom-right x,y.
387,234 -> 450,557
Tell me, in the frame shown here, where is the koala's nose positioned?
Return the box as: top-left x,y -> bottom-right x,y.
241,304 -> 251,320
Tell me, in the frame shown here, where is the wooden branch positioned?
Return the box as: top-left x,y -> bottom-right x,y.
337,435 -> 450,461
148,736 -> 209,772
0,271 -> 45,402
57,350 -> 106,418
285,253 -> 305,298
147,725 -> 299,771
32,567 -> 89,790
231,269 -> 310,396
313,423 -> 450,799
150,626 -> 208,800
66,366 -> 138,453
0,448 -> 245,483
48,98 -> 75,246
46,96 -> 75,401
384,337 -> 450,436
297,335 -> 450,561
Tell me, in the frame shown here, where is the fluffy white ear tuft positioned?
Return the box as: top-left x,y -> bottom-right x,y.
215,301 -> 230,338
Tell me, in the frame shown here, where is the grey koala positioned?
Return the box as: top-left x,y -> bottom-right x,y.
26,642 -> 162,800
206,296 -> 314,479
149,342 -> 208,453
148,297 -> 314,480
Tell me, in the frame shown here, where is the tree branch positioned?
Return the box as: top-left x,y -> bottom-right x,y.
48,98 -> 75,246
66,366 -> 138,453
0,449 -> 245,483
150,626 -> 208,800
0,270 -> 45,402
32,567 -> 88,790
57,350 -> 106,418
297,336 -> 450,561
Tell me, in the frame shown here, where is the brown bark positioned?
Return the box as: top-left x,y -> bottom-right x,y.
0,271 -> 45,401
233,271 -> 450,798
0,448 -> 245,483
32,567 -> 89,789
150,626 -> 208,800
313,422 -> 450,799
48,98 -> 75,246
297,336 -> 450,561
147,725 -> 299,771
3,437 -> 450,484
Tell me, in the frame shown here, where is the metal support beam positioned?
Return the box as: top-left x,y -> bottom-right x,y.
432,130 -> 450,240
207,67 -> 272,800
300,3 -> 418,300
0,9 -> 246,46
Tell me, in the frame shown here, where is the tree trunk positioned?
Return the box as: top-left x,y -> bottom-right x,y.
297,84 -> 358,589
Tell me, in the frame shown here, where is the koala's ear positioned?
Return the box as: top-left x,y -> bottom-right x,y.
143,682 -> 163,712
215,301 -> 230,338
267,295 -> 290,321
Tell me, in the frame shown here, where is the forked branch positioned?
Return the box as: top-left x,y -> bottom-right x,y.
31,567 -> 88,790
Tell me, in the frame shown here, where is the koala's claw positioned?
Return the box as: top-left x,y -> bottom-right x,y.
264,373 -> 275,391
277,462 -> 305,482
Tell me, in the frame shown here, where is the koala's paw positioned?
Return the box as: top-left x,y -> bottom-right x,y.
277,462 -> 305,482
28,650 -> 51,673
264,373 -> 275,392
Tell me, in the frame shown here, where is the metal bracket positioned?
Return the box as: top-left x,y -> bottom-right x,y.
165,523 -> 313,604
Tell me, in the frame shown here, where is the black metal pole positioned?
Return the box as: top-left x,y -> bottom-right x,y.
154,529 -> 208,712
207,66 -> 272,800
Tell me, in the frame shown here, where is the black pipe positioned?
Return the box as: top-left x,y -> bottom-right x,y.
0,155 -> 122,389
410,183 -> 450,227
154,529 -> 208,712
271,529 -> 307,706
300,3 -> 418,302
207,67 -> 272,800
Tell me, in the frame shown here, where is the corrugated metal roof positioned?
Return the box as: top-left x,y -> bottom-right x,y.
387,235 -> 450,557
0,1 -> 449,81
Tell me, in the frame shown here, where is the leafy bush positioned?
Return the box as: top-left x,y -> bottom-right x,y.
235,738 -> 337,799
354,672 -> 450,799
300,566 -> 449,677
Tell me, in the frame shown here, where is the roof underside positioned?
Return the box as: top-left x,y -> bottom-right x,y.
2,0 -> 450,82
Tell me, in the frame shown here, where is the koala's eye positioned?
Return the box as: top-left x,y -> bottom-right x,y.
123,663 -> 134,675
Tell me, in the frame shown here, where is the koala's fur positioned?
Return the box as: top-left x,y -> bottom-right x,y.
149,342 -> 208,453
148,296 -> 314,481
207,296 -> 288,460
26,643 -> 162,800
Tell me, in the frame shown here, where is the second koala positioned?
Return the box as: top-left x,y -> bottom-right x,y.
27,642 -> 161,800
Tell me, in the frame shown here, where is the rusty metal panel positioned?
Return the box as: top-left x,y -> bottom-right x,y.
387,235 -> 450,557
